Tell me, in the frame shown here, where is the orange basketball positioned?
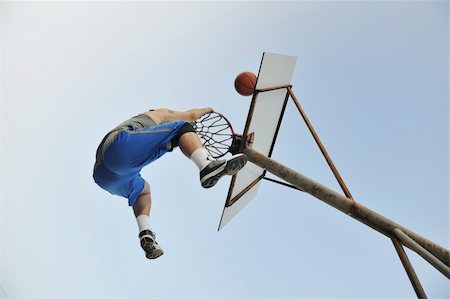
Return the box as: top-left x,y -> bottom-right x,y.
234,71 -> 257,96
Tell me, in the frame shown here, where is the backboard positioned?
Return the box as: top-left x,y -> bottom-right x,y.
218,52 -> 297,230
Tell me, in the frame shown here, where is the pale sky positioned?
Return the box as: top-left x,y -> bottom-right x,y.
0,1 -> 448,299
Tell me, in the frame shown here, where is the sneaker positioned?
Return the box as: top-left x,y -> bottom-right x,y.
200,153 -> 248,188
139,230 -> 164,259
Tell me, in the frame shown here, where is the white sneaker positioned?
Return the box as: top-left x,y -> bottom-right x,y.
139,230 -> 164,259
200,154 -> 248,188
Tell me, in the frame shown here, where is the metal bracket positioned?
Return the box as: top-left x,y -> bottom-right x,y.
229,132 -> 255,155
229,134 -> 243,155
246,132 -> 255,149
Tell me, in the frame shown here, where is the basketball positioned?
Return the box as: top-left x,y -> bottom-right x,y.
234,71 -> 257,96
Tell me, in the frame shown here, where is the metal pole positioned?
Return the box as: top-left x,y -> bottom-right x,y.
391,237 -> 427,298
286,87 -> 446,282
394,229 -> 450,279
288,87 -> 354,200
262,177 -> 304,192
243,147 -> 450,273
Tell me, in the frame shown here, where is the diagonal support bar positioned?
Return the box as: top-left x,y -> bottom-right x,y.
262,177 -> 305,192
243,147 -> 450,275
394,228 -> 450,279
288,87 -> 354,200
392,237 -> 427,298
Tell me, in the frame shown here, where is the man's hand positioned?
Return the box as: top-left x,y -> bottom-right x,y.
186,107 -> 213,121
198,107 -> 214,118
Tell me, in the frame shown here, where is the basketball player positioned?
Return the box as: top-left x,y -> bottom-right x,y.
93,108 -> 247,259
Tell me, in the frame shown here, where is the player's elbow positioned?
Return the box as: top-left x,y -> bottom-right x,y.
186,111 -> 197,122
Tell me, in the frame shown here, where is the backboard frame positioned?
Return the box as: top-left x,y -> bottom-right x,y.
225,87 -> 291,208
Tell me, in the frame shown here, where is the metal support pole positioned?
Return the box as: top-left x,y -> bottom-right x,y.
391,237 -> 427,298
262,177 -> 304,192
288,87 -> 354,200
394,229 -> 450,279
243,147 -> 450,274
287,86 -> 430,288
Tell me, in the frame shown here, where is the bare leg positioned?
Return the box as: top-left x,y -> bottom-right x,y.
132,180 -> 164,259
133,181 -> 151,217
178,132 -> 204,158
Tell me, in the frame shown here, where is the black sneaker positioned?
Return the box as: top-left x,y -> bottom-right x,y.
200,153 -> 248,188
139,230 -> 164,259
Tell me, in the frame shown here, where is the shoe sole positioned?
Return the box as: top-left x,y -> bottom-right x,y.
201,154 -> 248,188
142,240 -> 164,259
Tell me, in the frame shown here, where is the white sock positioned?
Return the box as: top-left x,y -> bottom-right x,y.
136,215 -> 151,232
190,148 -> 212,170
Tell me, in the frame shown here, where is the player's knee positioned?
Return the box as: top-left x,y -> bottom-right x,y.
140,181 -> 151,196
171,122 -> 196,148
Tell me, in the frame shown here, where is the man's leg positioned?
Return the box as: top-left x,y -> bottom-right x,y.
133,181 -> 151,218
178,132 -> 204,158
132,181 -> 163,259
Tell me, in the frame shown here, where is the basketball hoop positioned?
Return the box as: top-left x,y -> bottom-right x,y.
192,112 -> 241,159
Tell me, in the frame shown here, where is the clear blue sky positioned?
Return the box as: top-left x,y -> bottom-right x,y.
0,1 -> 448,298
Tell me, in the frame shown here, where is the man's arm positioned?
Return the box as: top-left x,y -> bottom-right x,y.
145,107 -> 213,125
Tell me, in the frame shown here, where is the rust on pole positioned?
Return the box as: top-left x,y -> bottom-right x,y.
287,87 -> 354,200
243,147 -> 450,273
391,237 -> 427,298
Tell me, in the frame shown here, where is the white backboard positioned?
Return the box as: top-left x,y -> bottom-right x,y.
218,53 -> 297,230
